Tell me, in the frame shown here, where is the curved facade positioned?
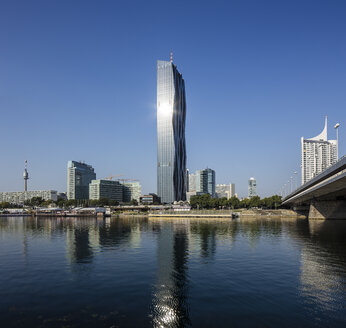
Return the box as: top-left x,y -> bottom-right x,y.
157,60 -> 186,203
301,117 -> 337,185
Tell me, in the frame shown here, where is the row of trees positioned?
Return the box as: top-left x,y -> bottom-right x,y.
189,194 -> 282,209
22,197 -> 139,208
0,202 -> 21,209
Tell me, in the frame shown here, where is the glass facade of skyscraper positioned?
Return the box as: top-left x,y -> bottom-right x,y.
67,161 -> 96,200
157,60 -> 186,203
195,168 -> 216,198
121,181 -> 142,203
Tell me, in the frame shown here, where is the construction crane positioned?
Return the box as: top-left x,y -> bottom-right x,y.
104,174 -> 123,180
117,178 -> 139,183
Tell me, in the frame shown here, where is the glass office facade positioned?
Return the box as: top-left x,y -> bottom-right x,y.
196,168 -> 216,198
157,60 -> 186,203
67,161 -> 96,200
89,179 -> 123,202
121,181 -> 142,203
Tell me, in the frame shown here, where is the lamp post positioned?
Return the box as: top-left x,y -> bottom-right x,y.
294,171 -> 297,189
290,176 -> 293,193
334,123 -> 340,160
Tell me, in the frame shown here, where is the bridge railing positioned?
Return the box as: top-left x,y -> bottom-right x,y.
283,155 -> 346,202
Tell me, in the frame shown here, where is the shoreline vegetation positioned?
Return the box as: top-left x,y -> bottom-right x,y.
0,194 -> 307,218
0,209 -> 305,219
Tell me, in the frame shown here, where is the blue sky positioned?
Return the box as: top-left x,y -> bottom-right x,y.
0,0 -> 345,197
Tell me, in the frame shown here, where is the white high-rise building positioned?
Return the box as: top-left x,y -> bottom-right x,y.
301,117 -> 337,185
216,184 -> 235,199
248,177 -> 257,198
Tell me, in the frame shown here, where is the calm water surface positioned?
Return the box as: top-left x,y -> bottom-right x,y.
0,216 -> 345,327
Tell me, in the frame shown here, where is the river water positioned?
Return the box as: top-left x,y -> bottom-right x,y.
0,216 -> 345,327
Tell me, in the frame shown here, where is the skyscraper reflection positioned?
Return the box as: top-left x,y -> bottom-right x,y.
151,222 -> 191,327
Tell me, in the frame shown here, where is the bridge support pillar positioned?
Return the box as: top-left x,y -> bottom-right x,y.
308,200 -> 346,220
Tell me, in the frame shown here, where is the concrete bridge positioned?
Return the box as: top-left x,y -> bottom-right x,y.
282,155 -> 346,219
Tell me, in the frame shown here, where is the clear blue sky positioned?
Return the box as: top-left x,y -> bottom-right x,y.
1,0 -> 345,198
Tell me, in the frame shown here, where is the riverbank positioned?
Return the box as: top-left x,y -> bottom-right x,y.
148,209 -> 305,218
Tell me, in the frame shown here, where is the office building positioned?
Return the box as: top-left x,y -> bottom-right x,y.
0,190 -> 58,205
157,56 -> 187,203
301,117 -> 337,185
89,179 -> 123,202
188,172 -> 196,192
185,169 -> 190,192
196,168 -> 216,197
140,193 -> 161,205
216,183 -> 235,199
121,181 -> 142,203
248,177 -> 257,198
67,161 -> 96,200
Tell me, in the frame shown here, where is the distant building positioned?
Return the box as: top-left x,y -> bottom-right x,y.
301,117 -> 337,185
248,177 -> 257,197
140,193 -> 161,205
157,57 -> 187,203
67,161 -> 96,200
188,172 -> 196,192
57,192 -> 67,200
185,169 -> 190,192
89,179 -> 123,202
186,191 -> 204,202
216,184 -> 235,199
196,168 -> 216,197
121,181 -> 142,203
0,190 -> 58,205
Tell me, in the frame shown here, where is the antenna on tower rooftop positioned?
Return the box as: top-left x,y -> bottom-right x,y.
170,51 -> 173,63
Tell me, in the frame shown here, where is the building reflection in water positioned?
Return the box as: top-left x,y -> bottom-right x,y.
151,221 -> 191,327
298,219 -> 346,313
190,222 -> 217,259
66,219 -> 98,264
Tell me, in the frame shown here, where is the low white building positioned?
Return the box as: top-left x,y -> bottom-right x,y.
0,190 -> 58,204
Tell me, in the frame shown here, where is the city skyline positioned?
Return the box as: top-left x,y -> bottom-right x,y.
0,1 -> 345,198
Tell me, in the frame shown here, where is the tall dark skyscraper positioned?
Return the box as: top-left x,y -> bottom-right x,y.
156,56 -> 187,203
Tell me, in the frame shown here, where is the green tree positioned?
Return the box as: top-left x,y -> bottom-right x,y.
130,199 -> 138,206
249,196 -> 261,208
0,202 -> 11,209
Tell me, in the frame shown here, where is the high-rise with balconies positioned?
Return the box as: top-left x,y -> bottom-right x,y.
301,117 -> 337,185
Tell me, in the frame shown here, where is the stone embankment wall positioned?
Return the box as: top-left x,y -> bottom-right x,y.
239,209 -> 305,218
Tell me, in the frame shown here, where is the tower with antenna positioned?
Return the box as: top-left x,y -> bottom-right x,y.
23,160 -> 29,192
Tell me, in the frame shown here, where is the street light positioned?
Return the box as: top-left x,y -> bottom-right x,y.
294,171 -> 297,189
334,123 -> 340,160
